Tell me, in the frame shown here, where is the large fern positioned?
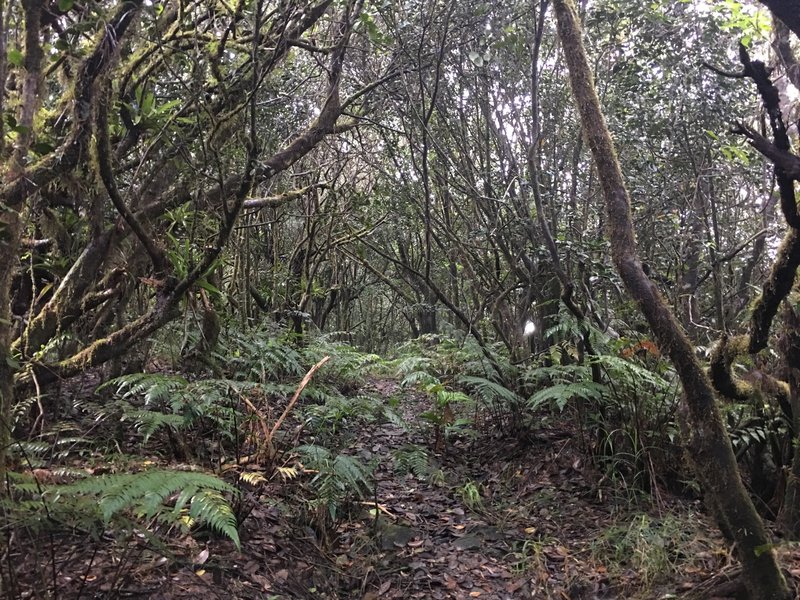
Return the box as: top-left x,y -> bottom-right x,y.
15,469 -> 240,548
457,375 -> 522,407
98,372 -> 189,406
528,381 -> 608,412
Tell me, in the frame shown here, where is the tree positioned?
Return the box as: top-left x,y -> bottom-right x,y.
0,0 -> 398,480
551,0 -> 792,597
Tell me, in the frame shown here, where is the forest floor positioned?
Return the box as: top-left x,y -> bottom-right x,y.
8,374 -> 800,599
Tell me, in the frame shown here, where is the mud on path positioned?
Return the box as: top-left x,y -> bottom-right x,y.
6,377 -> 793,599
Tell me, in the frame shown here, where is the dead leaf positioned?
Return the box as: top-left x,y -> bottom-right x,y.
193,548 -> 210,566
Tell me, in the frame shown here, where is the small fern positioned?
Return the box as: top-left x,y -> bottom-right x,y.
392,444 -> 432,479
295,445 -> 372,524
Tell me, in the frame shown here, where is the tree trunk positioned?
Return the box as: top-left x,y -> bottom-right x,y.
550,1 -> 791,598
0,213 -> 22,488
778,302 -> 800,538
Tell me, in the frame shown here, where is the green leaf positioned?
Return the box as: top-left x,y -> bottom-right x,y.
197,278 -> 223,296
58,0 -> 74,11
8,49 -> 23,67
31,142 -> 55,155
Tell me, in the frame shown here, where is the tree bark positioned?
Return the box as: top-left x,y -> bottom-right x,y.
758,0 -> 800,40
550,0 -> 791,598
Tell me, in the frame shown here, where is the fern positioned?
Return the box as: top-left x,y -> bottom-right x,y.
395,356 -> 433,378
591,355 -> 673,393
305,338 -> 383,387
29,469 -> 241,548
400,369 -> 439,388
10,437 -> 90,467
382,406 -> 409,432
185,490 -> 239,546
303,394 -> 384,437
392,445 -> 432,479
220,334 -> 305,381
523,363 -> 592,386
528,382 -> 608,412
458,375 -> 522,407
295,445 -> 372,524
99,372 -> 188,406
122,410 -> 185,443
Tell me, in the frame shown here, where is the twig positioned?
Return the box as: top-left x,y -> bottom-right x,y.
269,356 -> 330,440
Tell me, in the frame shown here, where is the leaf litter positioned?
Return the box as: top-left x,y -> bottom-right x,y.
7,376 -> 800,599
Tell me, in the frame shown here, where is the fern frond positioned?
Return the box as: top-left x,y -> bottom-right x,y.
401,370 -> 439,388
458,375 -> 522,406
275,466 -> 299,481
296,444 -> 333,464
189,490 -> 240,548
240,471 -> 268,485
395,356 -> 433,377
332,455 -> 371,494
392,445 -> 431,479
528,382 -> 608,411
99,373 -> 189,406
592,355 -> 673,393
382,407 -> 409,432
47,470 -> 240,547
122,410 -> 185,443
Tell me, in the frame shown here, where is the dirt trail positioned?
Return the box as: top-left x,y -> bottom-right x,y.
7,377 -> 751,599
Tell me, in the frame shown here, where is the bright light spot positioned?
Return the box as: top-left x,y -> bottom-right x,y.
523,320 -> 536,337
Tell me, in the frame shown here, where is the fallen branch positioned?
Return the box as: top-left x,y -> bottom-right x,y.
270,355 -> 330,440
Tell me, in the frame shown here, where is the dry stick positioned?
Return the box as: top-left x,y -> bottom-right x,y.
239,393 -> 271,459
269,356 -> 330,441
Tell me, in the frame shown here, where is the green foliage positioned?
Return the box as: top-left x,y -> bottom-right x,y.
303,394 -> 386,442
306,336 -> 383,389
295,445 -> 373,528
394,334 -> 516,385
524,326 -> 682,494
592,513 -> 691,591
9,469 -> 240,548
457,480 -> 483,511
10,435 -> 90,468
100,372 -> 189,405
97,373 -> 250,448
528,382 -> 607,412
392,444 -> 434,480
220,331 -> 306,381
457,375 -> 523,410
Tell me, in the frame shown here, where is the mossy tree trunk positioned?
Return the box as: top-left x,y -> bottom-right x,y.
0,0 -> 44,488
550,0 -> 791,598
778,301 -> 800,537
